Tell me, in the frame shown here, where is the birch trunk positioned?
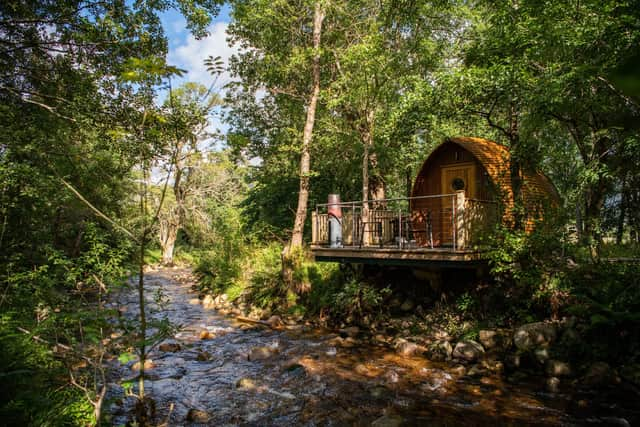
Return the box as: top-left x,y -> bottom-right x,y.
287,1 -> 325,251
159,218 -> 178,265
359,111 -> 375,246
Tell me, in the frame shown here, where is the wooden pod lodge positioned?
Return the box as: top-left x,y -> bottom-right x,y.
311,137 -> 559,267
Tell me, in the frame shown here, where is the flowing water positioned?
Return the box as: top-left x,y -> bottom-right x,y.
106,268 -> 636,426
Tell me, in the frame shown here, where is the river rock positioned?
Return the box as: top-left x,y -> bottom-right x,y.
600,417 -> 631,427
370,385 -> 389,399
248,346 -> 277,361
131,359 -> 154,371
534,348 -> 550,363
199,329 -> 214,340
426,340 -> 453,362
582,362 -> 619,387
186,408 -> 209,423
479,329 -> 511,351
159,342 -> 181,353
266,315 -> 284,328
374,334 -> 389,344
394,338 -> 421,357
236,377 -> 256,389
620,364 -> 640,385
546,376 -> 561,393
430,329 -> 449,341
466,364 -> 486,377
389,297 -> 403,311
196,350 -> 211,361
384,370 -> 400,383
339,326 -> 360,338
453,340 -> 485,362
482,359 -> 504,373
513,322 -> 556,351
355,363 -> 370,375
282,362 -> 305,375
202,294 -> 215,309
451,365 -> 467,376
400,299 -> 414,312
371,414 -> 404,427
545,359 -> 572,377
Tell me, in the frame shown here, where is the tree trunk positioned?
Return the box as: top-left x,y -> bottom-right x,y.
507,105 -> 524,231
159,219 -> 178,265
287,1 -> 325,252
582,137 -> 611,255
359,110 -> 375,245
584,181 -> 607,243
369,153 -> 386,209
616,174 -> 628,245
510,154 -> 524,231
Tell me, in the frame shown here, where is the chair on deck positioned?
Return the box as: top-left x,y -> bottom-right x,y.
396,210 -> 433,249
358,219 -> 383,248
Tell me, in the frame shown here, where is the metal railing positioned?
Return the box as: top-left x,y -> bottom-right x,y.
311,193 -> 498,251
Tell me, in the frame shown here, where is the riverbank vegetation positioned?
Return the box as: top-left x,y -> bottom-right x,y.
1,0 -> 639,424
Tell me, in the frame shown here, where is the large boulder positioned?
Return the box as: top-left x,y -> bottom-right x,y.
582,362 -> 619,387
426,340 -> 453,362
394,338 -> 421,357
513,322 -> 557,351
453,340 -> 485,362
479,329 -> 512,351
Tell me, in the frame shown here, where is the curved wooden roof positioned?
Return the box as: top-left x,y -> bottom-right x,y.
413,136 -> 559,230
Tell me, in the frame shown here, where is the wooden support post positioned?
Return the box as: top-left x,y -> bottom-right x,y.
455,190 -> 466,250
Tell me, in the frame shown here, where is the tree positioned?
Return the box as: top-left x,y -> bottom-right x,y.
324,0 -> 459,240
227,0 -> 328,258
0,0 -> 222,423
457,0 -> 640,246
158,82 -> 222,265
289,0 -> 325,252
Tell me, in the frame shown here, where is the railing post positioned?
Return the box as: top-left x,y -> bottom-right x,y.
398,209 -> 402,248
312,211 -> 317,244
455,190 -> 466,250
352,202 -> 356,246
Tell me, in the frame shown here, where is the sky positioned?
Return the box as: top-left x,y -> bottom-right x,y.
159,4 -> 238,142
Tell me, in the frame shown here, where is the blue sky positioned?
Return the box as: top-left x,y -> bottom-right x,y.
159,5 -> 236,140
161,4 -> 233,86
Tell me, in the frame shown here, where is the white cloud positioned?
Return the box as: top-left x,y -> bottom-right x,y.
168,21 -> 238,92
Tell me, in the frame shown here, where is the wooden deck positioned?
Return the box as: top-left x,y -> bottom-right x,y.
310,245 -> 486,268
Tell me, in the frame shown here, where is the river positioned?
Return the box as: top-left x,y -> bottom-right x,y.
106,268 -> 635,426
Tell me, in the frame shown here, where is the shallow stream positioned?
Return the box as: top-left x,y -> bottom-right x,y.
106,268 -> 636,426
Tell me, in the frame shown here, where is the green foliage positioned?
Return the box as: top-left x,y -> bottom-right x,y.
332,280 -> 391,323
563,262 -> 640,362
247,244 -> 288,309
0,223 -> 131,425
455,292 -> 476,315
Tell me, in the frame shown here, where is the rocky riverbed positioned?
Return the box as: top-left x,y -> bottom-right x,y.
106,268 -> 638,426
